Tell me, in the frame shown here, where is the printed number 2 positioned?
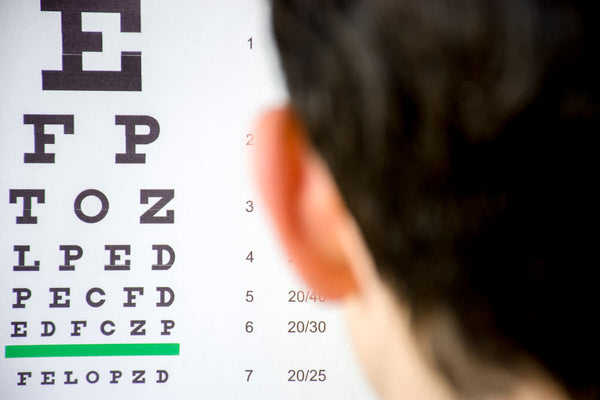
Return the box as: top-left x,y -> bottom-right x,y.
246,133 -> 254,146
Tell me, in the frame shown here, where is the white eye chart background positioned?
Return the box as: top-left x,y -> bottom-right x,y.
0,1 -> 379,399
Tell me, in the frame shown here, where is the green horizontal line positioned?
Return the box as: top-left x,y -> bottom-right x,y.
5,343 -> 180,358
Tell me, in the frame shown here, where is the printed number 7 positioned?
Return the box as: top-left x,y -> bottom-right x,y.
245,369 -> 253,382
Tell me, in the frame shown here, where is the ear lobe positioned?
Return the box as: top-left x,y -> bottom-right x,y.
254,106 -> 359,299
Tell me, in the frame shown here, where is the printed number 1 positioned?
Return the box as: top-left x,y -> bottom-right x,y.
248,37 -> 253,49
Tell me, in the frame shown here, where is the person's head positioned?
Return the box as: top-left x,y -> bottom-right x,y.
256,1 -> 599,399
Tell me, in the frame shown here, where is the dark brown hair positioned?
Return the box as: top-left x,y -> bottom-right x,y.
272,0 -> 600,398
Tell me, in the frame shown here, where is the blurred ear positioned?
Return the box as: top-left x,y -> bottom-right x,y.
254,106 -> 363,299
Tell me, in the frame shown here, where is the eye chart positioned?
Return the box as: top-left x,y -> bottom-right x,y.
0,1 -> 378,399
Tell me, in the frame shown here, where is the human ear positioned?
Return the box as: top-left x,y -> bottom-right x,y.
253,106 -> 360,299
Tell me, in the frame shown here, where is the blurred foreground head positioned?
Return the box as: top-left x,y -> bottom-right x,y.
268,0 -> 599,399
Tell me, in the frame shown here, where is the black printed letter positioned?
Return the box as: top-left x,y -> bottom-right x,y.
115,115 -> 160,163
22,115 -> 74,163
9,189 -> 45,223
140,190 -> 174,224
41,0 -> 141,91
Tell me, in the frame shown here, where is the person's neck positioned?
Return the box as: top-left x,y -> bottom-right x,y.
344,278 -> 569,400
